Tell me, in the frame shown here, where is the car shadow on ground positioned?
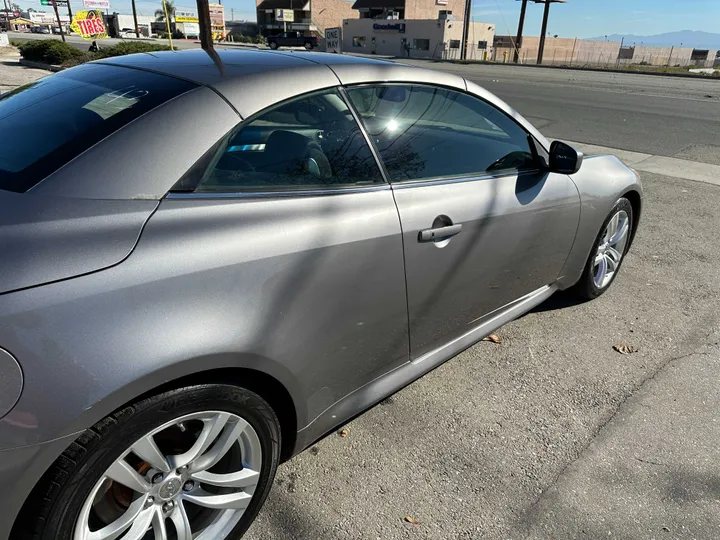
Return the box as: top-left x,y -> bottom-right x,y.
529,289 -> 587,313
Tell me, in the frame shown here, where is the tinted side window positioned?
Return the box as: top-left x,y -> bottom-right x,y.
346,85 -> 536,182
0,64 -> 197,193
196,89 -> 384,192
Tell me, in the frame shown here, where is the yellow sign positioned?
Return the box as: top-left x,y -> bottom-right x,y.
70,10 -> 107,40
176,15 -> 199,23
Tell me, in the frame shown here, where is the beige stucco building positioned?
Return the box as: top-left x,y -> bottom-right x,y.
342,18 -> 494,59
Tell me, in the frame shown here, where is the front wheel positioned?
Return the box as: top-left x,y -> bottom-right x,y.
17,384 -> 281,540
269,42 -> 278,50
304,42 -> 313,50
572,197 -> 634,300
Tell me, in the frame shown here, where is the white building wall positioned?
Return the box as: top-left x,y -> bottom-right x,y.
342,18 -> 493,59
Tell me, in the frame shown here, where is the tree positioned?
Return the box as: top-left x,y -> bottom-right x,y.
155,0 -> 176,22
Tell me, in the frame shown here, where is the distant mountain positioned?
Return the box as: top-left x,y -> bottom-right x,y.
587,31 -> 720,49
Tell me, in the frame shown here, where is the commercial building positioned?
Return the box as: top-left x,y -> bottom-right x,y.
104,13 -> 155,37
255,0 -> 357,37
342,18 -> 494,59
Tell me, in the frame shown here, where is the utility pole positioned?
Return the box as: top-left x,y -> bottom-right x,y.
162,0 -> 173,49
51,0 -> 66,42
196,0 -> 213,50
131,0 -> 139,37
513,0 -> 528,63
536,0 -> 551,64
66,0 -> 72,27
460,0 -> 472,60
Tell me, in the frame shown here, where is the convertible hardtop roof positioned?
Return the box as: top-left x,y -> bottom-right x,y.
95,49 -> 468,118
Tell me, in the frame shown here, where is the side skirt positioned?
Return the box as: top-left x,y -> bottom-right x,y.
291,284 -> 557,455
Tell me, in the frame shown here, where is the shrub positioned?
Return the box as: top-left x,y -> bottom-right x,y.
18,40 -> 84,65
91,41 -> 171,59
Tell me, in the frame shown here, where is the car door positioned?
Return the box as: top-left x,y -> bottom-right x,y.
158,88 -> 409,422
346,84 -> 580,359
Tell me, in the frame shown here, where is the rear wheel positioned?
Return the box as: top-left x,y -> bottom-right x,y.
16,385 -> 281,540
572,198 -> 633,300
269,42 -> 278,50
304,42 -> 313,50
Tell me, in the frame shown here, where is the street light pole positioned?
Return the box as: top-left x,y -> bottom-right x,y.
513,0 -> 528,63
537,0 -> 551,64
196,0 -> 213,50
51,0 -> 66,42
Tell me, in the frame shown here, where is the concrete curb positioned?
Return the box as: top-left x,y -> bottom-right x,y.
18,58 -> 63,72
570,141 -> 720,187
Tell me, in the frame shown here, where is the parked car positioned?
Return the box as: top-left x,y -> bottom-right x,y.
118,27 -> 137,38
0,50 -> 642,539
267,30 -> 317,49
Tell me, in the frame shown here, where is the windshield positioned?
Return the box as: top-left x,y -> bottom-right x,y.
0,63 -> 197,193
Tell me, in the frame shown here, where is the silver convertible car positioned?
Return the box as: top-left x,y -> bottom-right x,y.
0,50 -> 641,539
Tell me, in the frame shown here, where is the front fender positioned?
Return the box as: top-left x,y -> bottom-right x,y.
557,154 -> 643,289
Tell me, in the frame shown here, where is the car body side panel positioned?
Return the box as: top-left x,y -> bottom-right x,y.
556,154 -> 643,289
30,86 -> 239,201
0,191 -> 158,294
392,171 -> 580,359
0,189 -> 409,451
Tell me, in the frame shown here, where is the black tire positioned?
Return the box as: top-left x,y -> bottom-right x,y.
14,384 -> 281,540
304,42 -> 313,50
269,42 -> 278,50
572,197 -> 634,300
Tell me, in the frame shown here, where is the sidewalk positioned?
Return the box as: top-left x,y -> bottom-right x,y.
0,50 -> 47,94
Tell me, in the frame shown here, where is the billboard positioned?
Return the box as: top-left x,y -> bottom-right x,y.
275,9 -> 294,22
325,27 -> 341,54
70,10 -> 107,39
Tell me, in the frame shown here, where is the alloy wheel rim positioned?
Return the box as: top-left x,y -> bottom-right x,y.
593,209 -> 630,289
74,411 -> 262,540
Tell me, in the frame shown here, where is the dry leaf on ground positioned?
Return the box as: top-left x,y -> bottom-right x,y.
482,334 -> 502,343
613,343 -> 637,354
404,515 -> 420,525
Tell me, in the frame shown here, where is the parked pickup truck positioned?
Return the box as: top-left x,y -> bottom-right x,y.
267,31 -> 318,50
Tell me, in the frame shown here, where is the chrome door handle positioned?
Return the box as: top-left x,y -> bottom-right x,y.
418,224 -> 463,243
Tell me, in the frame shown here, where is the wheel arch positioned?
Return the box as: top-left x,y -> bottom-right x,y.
622,188 -> 642,250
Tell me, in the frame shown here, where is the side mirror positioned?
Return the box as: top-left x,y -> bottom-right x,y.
549,141 -> 583,174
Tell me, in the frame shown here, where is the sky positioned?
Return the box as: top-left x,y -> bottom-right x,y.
9,0 -> 720,37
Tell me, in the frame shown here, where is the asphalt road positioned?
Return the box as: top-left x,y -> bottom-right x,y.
245,171 -> 720,539
400,60 -> 720,161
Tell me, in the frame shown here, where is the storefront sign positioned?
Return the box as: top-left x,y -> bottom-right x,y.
373,22 -> 405,33
275,9 -> 294,22
436,0 -> 448,4
70,10 -> 107,39
176,15 -> 199,22
325,27 -> 341,53
83,0 -> 110,8
40,0 -> 69,7
182,22 -> 199,36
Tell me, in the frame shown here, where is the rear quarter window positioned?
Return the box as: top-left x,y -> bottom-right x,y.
0,63 -> 197,193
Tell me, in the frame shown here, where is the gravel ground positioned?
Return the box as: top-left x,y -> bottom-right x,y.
245,171 -> 720,539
